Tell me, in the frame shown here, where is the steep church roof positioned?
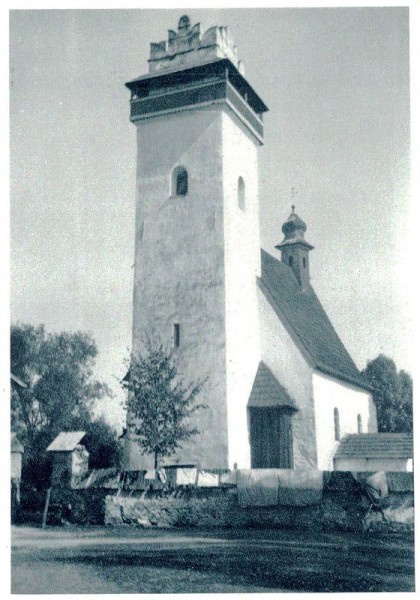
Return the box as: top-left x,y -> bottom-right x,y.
248,362 -> 297,409
259,249 -> 371,391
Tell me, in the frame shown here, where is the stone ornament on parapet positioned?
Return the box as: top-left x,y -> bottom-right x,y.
148,15 -> 244,75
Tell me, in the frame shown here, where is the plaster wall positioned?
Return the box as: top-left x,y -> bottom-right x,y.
313,372 -> 377,471
334,457 -> 412,472
130,107 -> 228,469
222,109 -> 261,469
258,285 -> 317,468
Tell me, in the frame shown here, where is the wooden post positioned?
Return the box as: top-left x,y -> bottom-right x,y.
41,488 -> 51,529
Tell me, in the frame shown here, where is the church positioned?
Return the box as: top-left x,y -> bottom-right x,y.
123,16 -> 378,472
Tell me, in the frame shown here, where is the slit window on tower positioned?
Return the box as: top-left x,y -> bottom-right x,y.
173,324 -> 180,348
357,414 -> 363,434
303,257 -> 306,268
289,256 -> 293,267
334,408 -> 340,441
172,166 -> 188,196
174,167 -> 188,196
238,177 -> 245,211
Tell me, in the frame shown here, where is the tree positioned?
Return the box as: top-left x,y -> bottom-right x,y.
11,323 -> 117,488
82,417 -> 122,469
122,340 -> 207,468
362,354 -> 412,433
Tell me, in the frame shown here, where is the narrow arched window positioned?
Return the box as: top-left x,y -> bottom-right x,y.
289,256 -> 293,267
172,166 -> 188,197
357,414 -> 362,434
238,177 -> 245,211
334,408 -> 340,441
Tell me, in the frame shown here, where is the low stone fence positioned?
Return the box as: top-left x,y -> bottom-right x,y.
31,469 -> 413,532
105,488 -> 324,530
103,470 -> 413,533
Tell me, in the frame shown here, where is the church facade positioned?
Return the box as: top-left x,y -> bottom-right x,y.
123,16 -> 377,472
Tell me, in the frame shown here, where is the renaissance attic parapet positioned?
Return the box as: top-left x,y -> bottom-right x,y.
149,15 -> 245,75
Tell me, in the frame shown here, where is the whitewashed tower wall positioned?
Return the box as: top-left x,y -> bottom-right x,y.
125,17 -> 268,469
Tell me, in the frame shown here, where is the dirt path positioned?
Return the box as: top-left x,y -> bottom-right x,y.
11,525 -> 415,593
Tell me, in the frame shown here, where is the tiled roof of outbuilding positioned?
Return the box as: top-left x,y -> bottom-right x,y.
335,433 -> 413,459
259,249 -> 371,391
248,362 -> 297,409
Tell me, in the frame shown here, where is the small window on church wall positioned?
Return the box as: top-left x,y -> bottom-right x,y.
289,256 -> 293,267
173,324 -> 180,348
172,166 -> 188,196
357,414 -> 362,434
238,177 -> 245,211
334,408 -> 340,441
303,257 -> 306,268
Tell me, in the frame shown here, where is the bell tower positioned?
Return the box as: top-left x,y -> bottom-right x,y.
124,16 -> 268,470
276,207 -> 314,291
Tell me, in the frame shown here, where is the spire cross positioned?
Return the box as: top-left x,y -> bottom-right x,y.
291,187 -> 297,212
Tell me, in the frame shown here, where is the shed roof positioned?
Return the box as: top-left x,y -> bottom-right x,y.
259,249 -> 371,391
248,362 -> 297,409
11,433 -> 24,453
335,433 -> 413,459
46,431 -> 86,452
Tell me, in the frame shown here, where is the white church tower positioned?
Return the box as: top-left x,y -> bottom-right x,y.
124,16 -> 269,470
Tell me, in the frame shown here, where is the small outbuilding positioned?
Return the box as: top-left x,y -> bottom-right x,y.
334,433 -> 413,472
11,432 -> 24,521
47,431 -> 89,487
11,432 -> 24,481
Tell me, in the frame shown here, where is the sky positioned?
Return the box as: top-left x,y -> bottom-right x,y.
9,7 -> 411,431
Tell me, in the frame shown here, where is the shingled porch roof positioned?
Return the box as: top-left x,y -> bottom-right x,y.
248,361 -> 297,409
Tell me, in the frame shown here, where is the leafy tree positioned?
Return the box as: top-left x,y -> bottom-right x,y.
122,340 -> 206,468
362,354 -> 412,433
82,417 -> 122,469
10,323 -> 117,488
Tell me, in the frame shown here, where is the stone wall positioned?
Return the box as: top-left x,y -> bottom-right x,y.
104,472 -> 414,533
105,488 -> 322,530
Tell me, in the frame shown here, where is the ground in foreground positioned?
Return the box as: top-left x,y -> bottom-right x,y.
11,525 -> 415,593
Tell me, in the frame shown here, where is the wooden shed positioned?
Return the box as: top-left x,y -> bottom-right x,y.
47,431 -> 89,487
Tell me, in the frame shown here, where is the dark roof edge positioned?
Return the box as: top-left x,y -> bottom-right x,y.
125,57 -> 268,113
313,365 -> 374,394
275,240 -> 315,251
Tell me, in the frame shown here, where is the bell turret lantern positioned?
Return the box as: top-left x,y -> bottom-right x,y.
276,206 -> 314,290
